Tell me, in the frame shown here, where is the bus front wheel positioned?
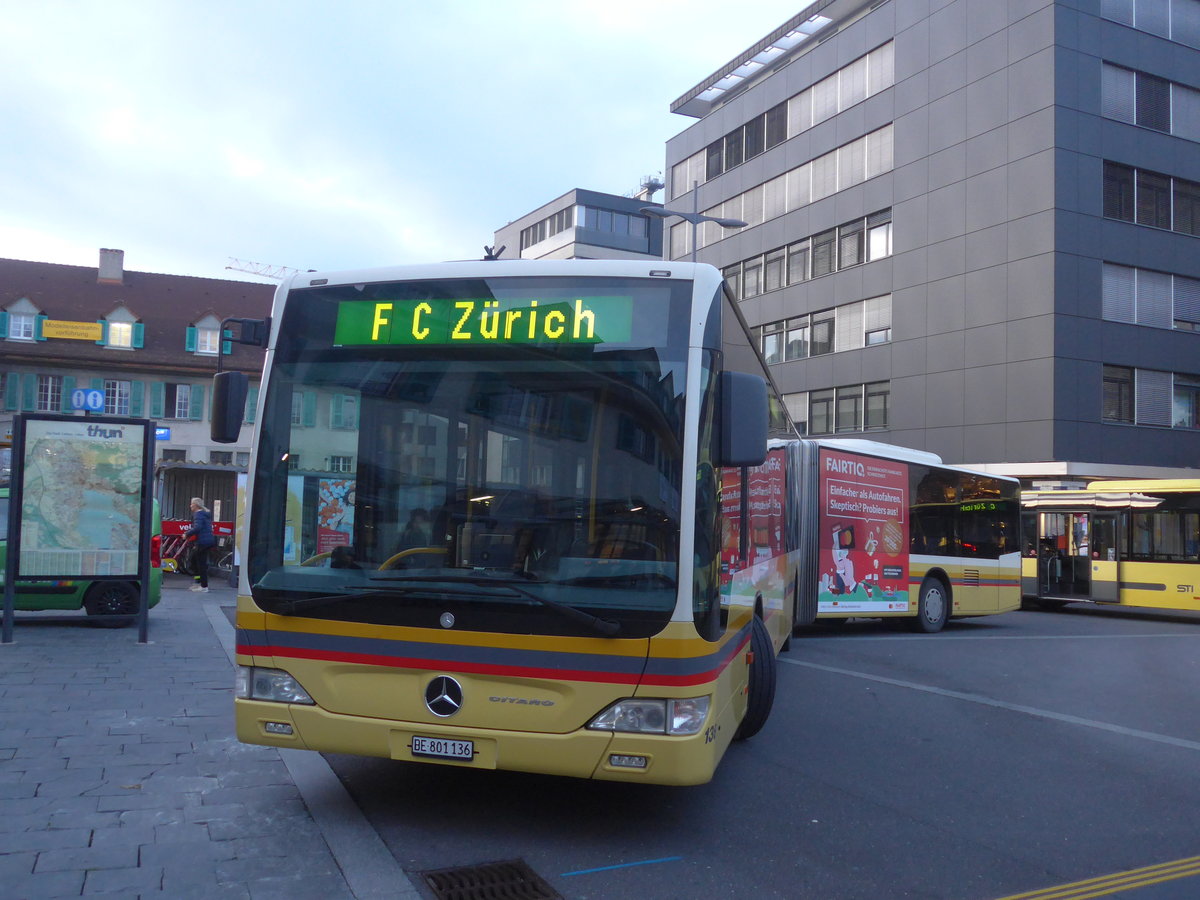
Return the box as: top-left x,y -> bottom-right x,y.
735,616 -> 777,740
908,578 -> 949,633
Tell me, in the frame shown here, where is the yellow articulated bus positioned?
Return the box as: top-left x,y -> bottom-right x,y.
787,439 -> 1022,632
1021,479 -> 1200,613
211,259 -> 802,785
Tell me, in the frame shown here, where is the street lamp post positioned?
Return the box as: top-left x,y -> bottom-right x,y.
640,181 -> 747,262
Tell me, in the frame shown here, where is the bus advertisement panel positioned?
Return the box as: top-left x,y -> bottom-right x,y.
818,447 -> 910,614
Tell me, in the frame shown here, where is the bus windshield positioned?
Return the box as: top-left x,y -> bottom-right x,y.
247,274 -> 696,639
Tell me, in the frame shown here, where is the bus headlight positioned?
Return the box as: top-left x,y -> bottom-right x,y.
588,696 -> 710,735
236,666 -> 315,705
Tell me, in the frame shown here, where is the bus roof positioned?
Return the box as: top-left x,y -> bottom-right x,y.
278,258 -> 721,292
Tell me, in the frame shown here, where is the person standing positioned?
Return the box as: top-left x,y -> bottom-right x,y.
184,497 -> 216,592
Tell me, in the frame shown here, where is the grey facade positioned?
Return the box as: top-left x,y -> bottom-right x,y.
493,188 -> 664,260
664,0 -> 1200,481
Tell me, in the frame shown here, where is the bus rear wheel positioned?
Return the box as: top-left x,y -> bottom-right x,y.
735,615 -> 777,740
908,577 -> 949,633
83,582 -> 138,628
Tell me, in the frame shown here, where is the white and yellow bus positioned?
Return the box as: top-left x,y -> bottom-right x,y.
787,439 -> 1022,632
1021,479 -> 1200,613
212,259 -> 800,785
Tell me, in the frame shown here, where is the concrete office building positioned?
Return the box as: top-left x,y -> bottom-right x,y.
494,188 -> 664,261
663,0 -> 1200,482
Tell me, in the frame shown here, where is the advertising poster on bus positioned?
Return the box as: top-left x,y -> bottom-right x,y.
719,449 -> 786,591
317,478 -> 355,553
818,447 -> 910,613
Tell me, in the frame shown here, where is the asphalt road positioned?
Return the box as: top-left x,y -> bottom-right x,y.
324,606 -> 1200,899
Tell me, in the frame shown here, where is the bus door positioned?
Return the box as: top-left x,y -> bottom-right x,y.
1087,512 -> 1119,603
1037,512 -> 1090,598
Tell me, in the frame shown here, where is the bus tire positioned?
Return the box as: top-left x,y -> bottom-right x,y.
735,615 -> 777,741
84,582 -> 138,628
908,577 -> 949,633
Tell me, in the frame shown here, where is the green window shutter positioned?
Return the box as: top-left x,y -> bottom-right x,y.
150,382 -> 164,418
22,373 -> 37,410
35,315 -> 48,341
5,372 -> 20,410
185,326 -> 197,352
60,376 -> 76,413
91,377 -> 104,391
130,380 -> 145,417
245,385 -> 259,424
303,391 -> 317,427
222,339 -> 232,355
190,384 -> 205,421
95,320 -> 108,346
331,394 -> 343,428
132,323 -> 144,348
0,311 -> 8,338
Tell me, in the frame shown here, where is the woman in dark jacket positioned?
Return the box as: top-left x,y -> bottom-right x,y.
184,497 -> 216,592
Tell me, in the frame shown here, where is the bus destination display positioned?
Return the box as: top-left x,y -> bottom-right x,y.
334,295 -> 634,346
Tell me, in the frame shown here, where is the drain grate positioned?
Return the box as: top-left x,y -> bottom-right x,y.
421,858 -> 562,900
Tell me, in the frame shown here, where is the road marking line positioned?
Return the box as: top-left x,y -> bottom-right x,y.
779,657 -> 1200,752
561,856 -> 683,877
994,854 -> 1200,899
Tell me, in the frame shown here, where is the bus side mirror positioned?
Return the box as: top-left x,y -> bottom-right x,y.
211,371 -> 249,444
717,371 -> 768,467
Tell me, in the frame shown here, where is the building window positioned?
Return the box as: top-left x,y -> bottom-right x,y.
836,386 -> 863,433
165,383 -> 191,419
287,454 -> 300,470
161,449 -> 186,462
330,455 -> 353,473
37,375 -> 62,412
1176,275 -> 1200,329
196,327 -> 220,354
210,450 -> 233,465
1103,365 -> 1134,422
1174,374 -> 1200,428
786,318 -> 809,360
8,312 -> 35,341
237,451 -> 250,467
107,321 -> 134,349
330,394 -> 358,429
761,322 -> 783,364
865,382 -> 890,429
1104,162 -> 1136,221
809,389 -> 835,435
810,311 -> 835,356
104,380 -> 131,416
1137,170 -> 1172,228
291,393 -> 304,426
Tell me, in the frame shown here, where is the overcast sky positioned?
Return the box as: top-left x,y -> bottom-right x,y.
2,1 -> 805,283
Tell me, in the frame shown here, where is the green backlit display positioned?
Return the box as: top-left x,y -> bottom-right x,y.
334,296 -> 634,346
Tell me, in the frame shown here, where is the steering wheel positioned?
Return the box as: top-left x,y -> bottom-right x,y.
378,547 -> 448,570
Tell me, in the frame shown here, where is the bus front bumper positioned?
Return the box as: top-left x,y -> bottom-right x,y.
236,698 -> 725,785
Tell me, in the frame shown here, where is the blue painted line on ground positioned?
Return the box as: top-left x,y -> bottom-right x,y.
561,856 -> 683,877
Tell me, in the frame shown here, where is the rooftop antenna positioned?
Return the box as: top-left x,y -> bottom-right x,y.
225,258 -> 300,280
636,175 -> 665,202
483,245 -> 505,261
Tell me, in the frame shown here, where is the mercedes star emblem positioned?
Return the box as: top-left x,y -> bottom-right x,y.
425,675 -> 463,718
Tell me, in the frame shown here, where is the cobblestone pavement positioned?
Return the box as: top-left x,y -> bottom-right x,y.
0,577 -> 420,899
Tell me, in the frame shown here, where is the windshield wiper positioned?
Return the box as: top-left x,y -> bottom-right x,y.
372,573 -> 621,637
276,583 -> 487,615
274,575 -> 621,636
559,572 -> 676,589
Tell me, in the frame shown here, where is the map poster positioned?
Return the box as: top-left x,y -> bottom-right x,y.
14,416 -> 151,579
817,447 -> 911,614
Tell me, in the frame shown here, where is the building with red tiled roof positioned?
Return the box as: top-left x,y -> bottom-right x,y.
1,249 -> 274,519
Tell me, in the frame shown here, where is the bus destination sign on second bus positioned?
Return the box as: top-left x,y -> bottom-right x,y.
334,296 -> 634,347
